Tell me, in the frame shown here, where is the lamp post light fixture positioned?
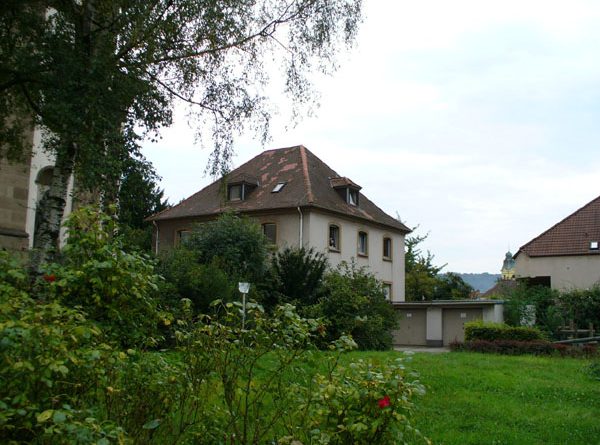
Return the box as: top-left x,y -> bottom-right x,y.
238,282 -> 250,329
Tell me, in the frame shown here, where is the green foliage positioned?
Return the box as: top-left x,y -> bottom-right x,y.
433,272 -> 473,300
118,156 -> 169,252
2,0 -> 363,261
464,321 -> 545,342
157,248 -> 234,315
451,339 -> 598,357
405,229 -> 472,301
557,286 -> 600,331
103,350 -> 196,444
45,206 -> 164,348
261,246 -> 328,310
504,284 -> 562,336
296,357 -> 429,445
185,212 -> 269,282
404,231 -> 442,301
588,360 -> 600,381
0,259 -> 124,444
318,262 -> 398,350
178,302 -> 323,443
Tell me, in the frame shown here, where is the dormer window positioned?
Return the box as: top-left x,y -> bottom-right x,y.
348,189 -> 359,206
330,176 -> 361,207
226,175 -> 259,202
228,184 -> 243,201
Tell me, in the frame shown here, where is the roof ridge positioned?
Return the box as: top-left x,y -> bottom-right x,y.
516,194 -> 600,257
299,145 -> 314,203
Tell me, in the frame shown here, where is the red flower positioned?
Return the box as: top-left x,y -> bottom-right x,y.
377,395 -> 391,409
43,274 -> 56,283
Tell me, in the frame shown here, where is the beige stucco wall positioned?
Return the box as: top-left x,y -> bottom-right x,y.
304,210 -> 406,302
155,211 -> 303,253
155,208 -> 407,301
515,253 -> 600,291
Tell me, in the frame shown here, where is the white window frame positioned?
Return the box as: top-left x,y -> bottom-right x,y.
358,231 -> 368,256
329,224 -> 341,251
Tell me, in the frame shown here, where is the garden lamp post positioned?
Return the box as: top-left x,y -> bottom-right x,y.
238,282 -> 250,329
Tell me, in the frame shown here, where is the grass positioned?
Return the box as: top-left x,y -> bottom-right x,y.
359,351 -> 600,445
159,349 -> 599,444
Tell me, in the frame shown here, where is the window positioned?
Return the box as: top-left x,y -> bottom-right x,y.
228,184 -> 243,201
383,237 -> 392,259
272,182 -> 286,193
177,230 -> 191,245
383,283 -> 392,301
262,223 -> 277,244
347,189 -> 359,206
358,231 -> 368,256
329,225 -> 340,251
591,241 -> 599,250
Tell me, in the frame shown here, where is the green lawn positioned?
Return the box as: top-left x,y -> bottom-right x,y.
351,351 -> 600,445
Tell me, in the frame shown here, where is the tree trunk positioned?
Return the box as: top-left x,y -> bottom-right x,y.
30,142 -> 76,275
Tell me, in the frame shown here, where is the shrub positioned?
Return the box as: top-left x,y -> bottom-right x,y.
157,248 -> 234,315
558,286 -> 600,332
318,261 -> 398,350
588,360 -> 600,381
44,206 -> 164,348
504,284 -> 563,336
295,356 -> 429,445
260,246 -> 328,311
184,212 -> 269,283
179,301 -> 427,444
464,321 -> 545,342
452,339 -> 599,357
0,273 -> 124,444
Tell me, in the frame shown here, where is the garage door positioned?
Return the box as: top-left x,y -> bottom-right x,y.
392,309 -> 427,346
442,308 -> 482,345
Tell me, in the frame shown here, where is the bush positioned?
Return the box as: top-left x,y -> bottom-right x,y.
558,286 -> 600,332
464,321 -> 545,342
260,246 -> 328,311
184,212 -> 269,283
504,284 -> 563,336
451,339 -> 598,357
157,248 -> 234,315
296,356 -> 429,445
318,261 -> 398,350
44,206 -> 164,348
0,261 -> 124,443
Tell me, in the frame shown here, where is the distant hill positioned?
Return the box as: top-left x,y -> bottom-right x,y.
455,273 -> 501,293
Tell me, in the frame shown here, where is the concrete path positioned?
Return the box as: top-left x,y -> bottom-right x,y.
394,346 -> 450,353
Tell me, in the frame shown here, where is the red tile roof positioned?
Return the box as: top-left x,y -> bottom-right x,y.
515,195 -> 600,258
149,145 -> 410,233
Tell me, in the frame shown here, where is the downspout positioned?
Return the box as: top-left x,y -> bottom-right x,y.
297,206 -> 303,247
153,220 -> 159,254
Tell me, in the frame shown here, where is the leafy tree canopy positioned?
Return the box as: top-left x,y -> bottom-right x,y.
0,0 -> 363,268
405,227 -> 473,301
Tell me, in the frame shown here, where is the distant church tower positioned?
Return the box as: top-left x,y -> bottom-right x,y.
501,251 -> 515,280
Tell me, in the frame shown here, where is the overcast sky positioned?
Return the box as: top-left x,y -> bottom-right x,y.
143,0 -> 600,274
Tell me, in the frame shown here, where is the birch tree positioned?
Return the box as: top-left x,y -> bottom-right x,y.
0,0 -> 362,271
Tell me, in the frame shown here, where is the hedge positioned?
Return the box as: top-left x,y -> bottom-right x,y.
450,340 -> 598,358
464,321 -> 545,342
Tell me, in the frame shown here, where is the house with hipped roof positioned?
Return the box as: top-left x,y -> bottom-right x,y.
148,145 -> 411,302
514,194 -> 600,290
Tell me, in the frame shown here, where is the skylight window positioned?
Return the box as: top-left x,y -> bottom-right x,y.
272,182 -> 286,193
591,241 -> 599,250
